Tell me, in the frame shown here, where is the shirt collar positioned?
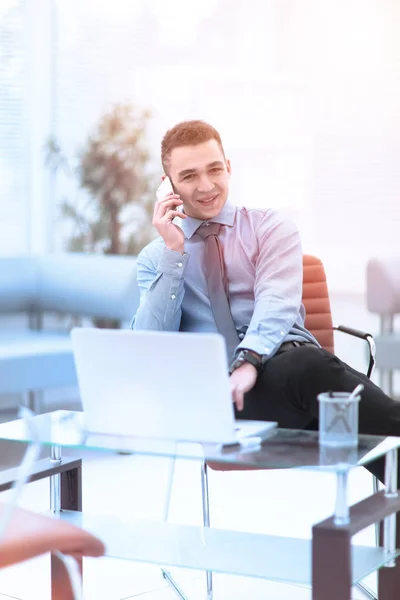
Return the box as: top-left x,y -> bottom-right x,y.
180,201 -> 237,239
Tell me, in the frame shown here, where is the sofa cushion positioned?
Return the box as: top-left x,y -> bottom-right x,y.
0,258 -> 38,313
35,254 -> 140,321
0,331 -> 76,394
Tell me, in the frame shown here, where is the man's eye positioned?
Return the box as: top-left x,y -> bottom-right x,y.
210,168 -> 223,174
183,174 -> 194,181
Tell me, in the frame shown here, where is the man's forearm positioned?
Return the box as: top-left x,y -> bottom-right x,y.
132,273 -> 185,330
131,249 -> 189,331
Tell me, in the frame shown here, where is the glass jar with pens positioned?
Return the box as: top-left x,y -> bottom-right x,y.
318,384 -> 364,448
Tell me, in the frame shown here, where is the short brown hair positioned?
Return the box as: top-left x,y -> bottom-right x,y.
161,120 -> 225,173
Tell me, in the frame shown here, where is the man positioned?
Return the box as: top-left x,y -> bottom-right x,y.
132,119 -> 400,482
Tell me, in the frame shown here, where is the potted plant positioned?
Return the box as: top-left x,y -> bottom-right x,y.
45,103 -> 159,327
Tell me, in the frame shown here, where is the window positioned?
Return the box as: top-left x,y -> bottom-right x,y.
0,0 -> 28,255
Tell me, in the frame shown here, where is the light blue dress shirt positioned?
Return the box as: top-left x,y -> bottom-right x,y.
131,201 -> 319,362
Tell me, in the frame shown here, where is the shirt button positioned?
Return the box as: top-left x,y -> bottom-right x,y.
205,222 -> 210,227
171,294 -> 176,300
264,347 -> 270,353
177,262 -> 183,268
280,330 -> 284,335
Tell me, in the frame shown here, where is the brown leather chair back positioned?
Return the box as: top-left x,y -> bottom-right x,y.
302,255 -> 334,354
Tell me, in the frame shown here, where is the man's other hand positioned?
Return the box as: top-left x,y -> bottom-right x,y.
230,362 -> 258,411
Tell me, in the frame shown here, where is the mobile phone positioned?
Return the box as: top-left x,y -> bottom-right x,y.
156,176 -> 175,202
156,177 -> 183,215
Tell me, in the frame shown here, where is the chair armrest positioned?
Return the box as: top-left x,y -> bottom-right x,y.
333,325 -> 376,379
334,325 -> 372,341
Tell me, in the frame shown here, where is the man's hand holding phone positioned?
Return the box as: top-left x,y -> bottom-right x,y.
153,177 -> 187,254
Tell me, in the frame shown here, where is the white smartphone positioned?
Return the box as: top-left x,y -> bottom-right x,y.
156,176 -> 174,202
156,177 -> 183,215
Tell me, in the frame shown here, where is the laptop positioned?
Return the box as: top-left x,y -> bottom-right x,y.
70,328 -> 277,446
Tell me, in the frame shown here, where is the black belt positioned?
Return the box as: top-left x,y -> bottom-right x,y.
276,341 -> 319,355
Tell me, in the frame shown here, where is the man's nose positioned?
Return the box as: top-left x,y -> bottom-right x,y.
197,176 -> 214,193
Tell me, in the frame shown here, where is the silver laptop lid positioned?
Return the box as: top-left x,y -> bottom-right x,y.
71,328 -> 236,443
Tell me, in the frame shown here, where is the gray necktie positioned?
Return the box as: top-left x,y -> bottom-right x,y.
195,222 -> 240,361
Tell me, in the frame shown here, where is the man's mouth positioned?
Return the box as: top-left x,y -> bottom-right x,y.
198,194 -> 218,205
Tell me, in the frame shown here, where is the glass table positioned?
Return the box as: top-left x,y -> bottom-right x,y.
0,409 -> 399,600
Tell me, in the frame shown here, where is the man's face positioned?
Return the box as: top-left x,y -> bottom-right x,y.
168,139 -> 231,220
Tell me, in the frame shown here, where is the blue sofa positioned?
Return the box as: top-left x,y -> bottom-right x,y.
0,254 -> 140,402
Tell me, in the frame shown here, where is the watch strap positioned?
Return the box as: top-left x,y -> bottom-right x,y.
241,351 -> 262,372
230,350 -> 262,374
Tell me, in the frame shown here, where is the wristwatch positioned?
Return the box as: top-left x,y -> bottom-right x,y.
229,350 -> 262,375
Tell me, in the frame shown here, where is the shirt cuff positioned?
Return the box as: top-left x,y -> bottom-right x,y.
236,333 -> 277,363
157,249 -> 189,278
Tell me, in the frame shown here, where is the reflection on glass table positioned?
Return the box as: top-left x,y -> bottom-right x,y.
0,409 -> 397,471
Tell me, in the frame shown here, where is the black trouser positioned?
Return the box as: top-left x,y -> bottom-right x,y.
236,345 -> 400,483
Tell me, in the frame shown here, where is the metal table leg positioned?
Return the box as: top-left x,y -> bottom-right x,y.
50,446 -> 82,600
378,449 -> 400,599
50,444 -> 62,513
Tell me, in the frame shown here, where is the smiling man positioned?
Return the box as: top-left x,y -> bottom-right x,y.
131,119 -> 400,483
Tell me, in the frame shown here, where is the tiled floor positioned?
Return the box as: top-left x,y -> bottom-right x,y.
0,444 -> 379,599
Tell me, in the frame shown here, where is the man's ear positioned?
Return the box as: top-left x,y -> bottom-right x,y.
226,159 -> 232,176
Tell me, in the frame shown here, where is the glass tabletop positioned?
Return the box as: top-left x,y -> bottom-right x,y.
0,410 -> 398,471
